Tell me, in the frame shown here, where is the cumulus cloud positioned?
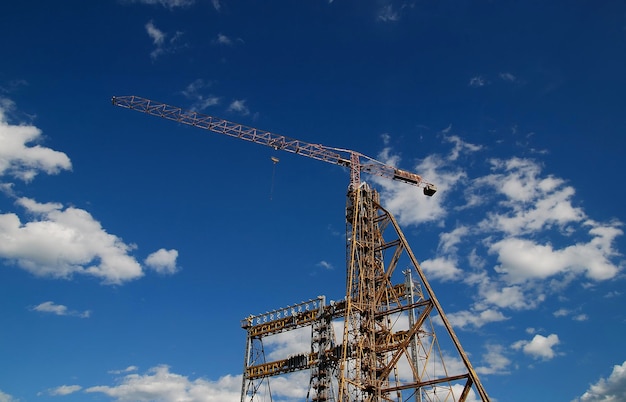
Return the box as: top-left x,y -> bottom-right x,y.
145,248 -> 179,274
376,133 -> 622,335
475,344 -> 511,375
446,308 -> 508,329
0,100 -> 179,286
511,333 -> 560,360
32,301 -> 91,318
421,256 -> 463,281
85,365 -> 241,401
573,361 -> 626,402
0,197 -> 144,284
0,107 -> 71,181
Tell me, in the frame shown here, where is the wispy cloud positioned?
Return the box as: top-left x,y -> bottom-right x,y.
46,384 -> 82,396
469,75 -> 487,88
181,79 -> 220,111
32,301 -> 91,318
227,99 -> 250,116
214,33 -> 233,45
145,20 -> 184,60
317,260 -> 334,270
378,5 -> 400,22
377,2 -> 414,22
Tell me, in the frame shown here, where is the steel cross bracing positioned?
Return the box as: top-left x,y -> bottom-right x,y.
338,184 -> 489,401
239,186 -> 490,402
112,96 -> 489,401
111,96 -> 437,195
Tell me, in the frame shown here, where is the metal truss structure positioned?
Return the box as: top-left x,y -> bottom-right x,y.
111,95 -> 489,402
240,185 -> 490,402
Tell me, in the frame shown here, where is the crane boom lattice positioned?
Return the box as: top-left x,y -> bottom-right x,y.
112,96 -> 437,195
112,95 -> 490,402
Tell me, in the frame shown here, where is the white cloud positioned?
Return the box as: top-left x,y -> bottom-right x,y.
181,79 -> 220,111
375,136 -> 623,333
215,33 -> 233,45
573,313 -> 589,321
511,333 -> 560,360
553,308 -> 570,317
444,135 -> 482,161
227,99 -> 250,116
32,301 -> 91,318
0,197 -> 144,284
109,366 -> 139,375
438,225 -> 469,254
0,100 -> 177,286
469,76 -> 486,87
378,5 -> 399,22
573,361 -> 626,402
477,282 -> 543,310
0,389 -> 18,402
0,108 -> 71,182
490,231 -> 621,284
372,152 -> 462,226
145,248 -> 179,275
211,0 -> 221,11
499,72 -> 517,82
85,365 -> 241,401
420,256 -> 463,281
48,385 -> 82,396
145,20 -> 165,46
317,260 -> 333,270
446,308 -> 508,329
553,308 -> 588,321
145,21 -> 184,60
475,344 -> 511,375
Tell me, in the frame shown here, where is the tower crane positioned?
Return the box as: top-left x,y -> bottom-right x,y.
112,95 -> 490,402
111,96 -> 437,197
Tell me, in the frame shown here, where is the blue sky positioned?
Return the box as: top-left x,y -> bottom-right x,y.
1,0 -> 625,401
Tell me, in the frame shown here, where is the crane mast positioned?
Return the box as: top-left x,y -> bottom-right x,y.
111,96 -> 437,196
112,95 -> 490,402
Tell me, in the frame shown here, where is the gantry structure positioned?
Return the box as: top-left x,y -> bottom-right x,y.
112,95 -> 491,402
240,184 -> 489,402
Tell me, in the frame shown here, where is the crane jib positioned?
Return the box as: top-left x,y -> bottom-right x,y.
111,95 -> 436,197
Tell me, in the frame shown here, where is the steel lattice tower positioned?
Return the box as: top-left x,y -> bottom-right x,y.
239,184 -> 490,402
111,96 -> 489,402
